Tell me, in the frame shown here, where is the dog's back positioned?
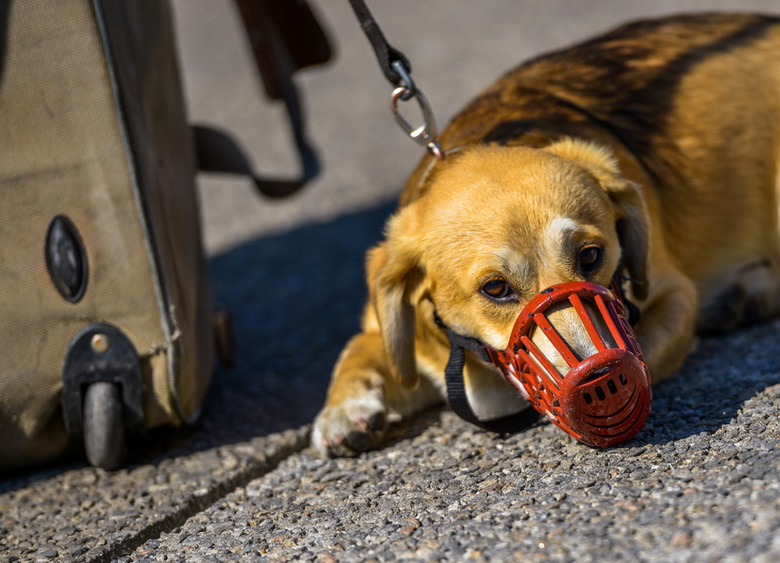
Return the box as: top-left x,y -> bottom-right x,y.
407,13 -> 780,302
445,13 -> 780,153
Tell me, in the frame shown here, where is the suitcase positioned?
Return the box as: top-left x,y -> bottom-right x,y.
0,0 -> 330,471
0,0 -> 216,470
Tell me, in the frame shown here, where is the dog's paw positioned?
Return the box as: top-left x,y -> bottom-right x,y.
311,389 -> 388,457
697,283 -> 750,334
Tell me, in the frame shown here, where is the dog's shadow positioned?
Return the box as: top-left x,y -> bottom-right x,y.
641,317 -> 780,445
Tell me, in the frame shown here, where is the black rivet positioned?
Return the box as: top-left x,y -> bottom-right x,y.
45,215 -> 87,302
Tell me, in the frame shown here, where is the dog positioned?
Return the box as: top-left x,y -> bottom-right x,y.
313,13 -> 780,456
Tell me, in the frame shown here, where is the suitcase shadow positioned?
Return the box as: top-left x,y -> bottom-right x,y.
158,200 -> 397,456
0,199 -> 401,481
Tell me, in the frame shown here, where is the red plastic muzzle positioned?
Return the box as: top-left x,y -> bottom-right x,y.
488,282 -> 652,447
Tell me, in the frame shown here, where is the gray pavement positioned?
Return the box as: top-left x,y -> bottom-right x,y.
4,1 -> 780,562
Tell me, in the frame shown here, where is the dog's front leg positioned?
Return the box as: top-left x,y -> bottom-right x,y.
311,330 -> 441,457
633,270 -> 699,385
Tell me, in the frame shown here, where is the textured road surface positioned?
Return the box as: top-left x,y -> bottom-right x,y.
3,1 -> 780,562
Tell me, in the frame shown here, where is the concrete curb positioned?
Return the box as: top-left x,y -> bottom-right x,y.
0,428 -> 310,563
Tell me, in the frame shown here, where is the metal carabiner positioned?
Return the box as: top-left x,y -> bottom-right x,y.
390,86 -> 444,159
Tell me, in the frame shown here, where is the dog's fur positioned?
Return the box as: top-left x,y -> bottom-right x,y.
313,13 -> 780,456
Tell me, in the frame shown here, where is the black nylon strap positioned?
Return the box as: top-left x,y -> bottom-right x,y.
612,270 -> 641,326
443,325 -> 492,363
347,0 -> 413,87
193,105 -> 318,199
443,326 -> 539,435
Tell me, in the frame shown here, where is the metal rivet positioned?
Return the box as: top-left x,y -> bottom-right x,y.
91,333 -> 110,354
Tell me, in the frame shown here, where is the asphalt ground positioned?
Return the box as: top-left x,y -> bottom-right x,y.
3,1 -> 780,561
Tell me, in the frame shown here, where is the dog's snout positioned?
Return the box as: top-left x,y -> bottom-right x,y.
492,281 -> 651,447
528,300 -> 618,377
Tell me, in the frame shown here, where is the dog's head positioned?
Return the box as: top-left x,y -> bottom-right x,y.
370,138 -> 650,388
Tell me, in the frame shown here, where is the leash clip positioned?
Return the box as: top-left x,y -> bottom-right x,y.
390,61 -> 444,159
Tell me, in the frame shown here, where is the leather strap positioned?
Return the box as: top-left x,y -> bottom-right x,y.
347,0 -> 413,88
611,270 -> 641,325
235,0 -> 331,100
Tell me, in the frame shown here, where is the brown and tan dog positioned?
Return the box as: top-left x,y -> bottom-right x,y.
313,13 -> 780,456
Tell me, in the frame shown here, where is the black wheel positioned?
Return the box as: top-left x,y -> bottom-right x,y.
83,381 -> 126,470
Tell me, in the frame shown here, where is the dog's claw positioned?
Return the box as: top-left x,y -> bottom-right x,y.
312,392 -> 388,458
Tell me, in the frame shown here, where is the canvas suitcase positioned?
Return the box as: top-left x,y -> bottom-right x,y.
0,0 -> 331,471
0,0 -> 216,470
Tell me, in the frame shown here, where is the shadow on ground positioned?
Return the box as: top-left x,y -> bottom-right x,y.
161,200 -> 397,456
639,316 -> 780,446
196,191 -> 780,453
4,198 -> 780,485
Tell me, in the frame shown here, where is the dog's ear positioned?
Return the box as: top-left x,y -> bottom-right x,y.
545,138 -> 650,300
367,206 -> 425,388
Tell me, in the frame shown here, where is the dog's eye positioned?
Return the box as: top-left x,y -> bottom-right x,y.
481,278 -> 516,301
578,246 -> 603,274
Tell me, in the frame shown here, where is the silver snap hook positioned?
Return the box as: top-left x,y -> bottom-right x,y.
390,86 -> 444,159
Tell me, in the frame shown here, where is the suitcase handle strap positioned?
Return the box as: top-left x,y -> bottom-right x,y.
195,0 -> 330,198
193,83 -> 318,199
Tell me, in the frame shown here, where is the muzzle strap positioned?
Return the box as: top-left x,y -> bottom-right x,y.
444,326 -> 539,435
611,270 -> 641,326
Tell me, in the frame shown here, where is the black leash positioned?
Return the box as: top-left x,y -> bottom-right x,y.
347,0 -> 413,88
347,0 -> 444,159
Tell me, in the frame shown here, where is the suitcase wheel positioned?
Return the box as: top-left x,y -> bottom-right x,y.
83,381 -> 126,470
62,323 -> 146,469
